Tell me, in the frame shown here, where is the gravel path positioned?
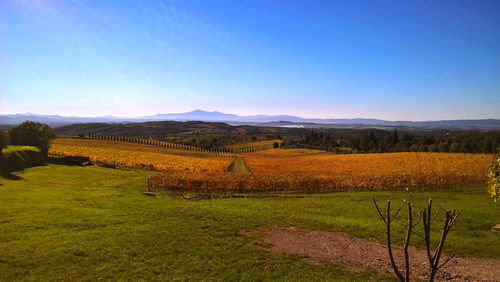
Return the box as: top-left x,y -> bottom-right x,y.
246,226 -> 499,281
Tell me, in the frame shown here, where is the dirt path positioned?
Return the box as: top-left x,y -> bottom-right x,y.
242,226 -> 499,281
227,155 -> 250,173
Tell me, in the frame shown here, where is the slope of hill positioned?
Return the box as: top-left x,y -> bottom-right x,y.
53,121 -> 397,140
2,110 -> 500,130
53,121 -> 239,137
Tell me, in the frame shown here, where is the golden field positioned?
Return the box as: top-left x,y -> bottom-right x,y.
49,139 -> 493,192
243,149 -> 491,188
150,149 -> 492,192
49,138 -> 233,171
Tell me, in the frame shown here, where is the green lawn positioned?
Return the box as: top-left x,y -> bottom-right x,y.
0,165 -> 498,281
1,145 -> 39,156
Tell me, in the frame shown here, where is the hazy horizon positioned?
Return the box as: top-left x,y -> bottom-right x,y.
1,0 -> 499,120
2,109 -> 500,123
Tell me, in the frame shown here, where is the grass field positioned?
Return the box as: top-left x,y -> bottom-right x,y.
2,145 -> 39,156
1,164 -> 498,280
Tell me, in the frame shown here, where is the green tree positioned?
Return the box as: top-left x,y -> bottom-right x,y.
428,144 -> 439,153
417,144 -> 427,152
391,128 -> 398,148
8,121 -> 56,157
0,131 -> 9,154
483,138 -> 494,154
449,142 -> 460,153
378,136 -> 390,153
438,141 -> 449,153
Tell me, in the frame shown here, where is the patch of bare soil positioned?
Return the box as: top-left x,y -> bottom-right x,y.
246,226 -> 499,281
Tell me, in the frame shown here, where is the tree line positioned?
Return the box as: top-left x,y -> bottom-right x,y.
284,129 -> 500,154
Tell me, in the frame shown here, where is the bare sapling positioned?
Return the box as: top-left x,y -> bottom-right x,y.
373,199 -> 413,281
422,198 -> 460,282
373,197 -> 459,282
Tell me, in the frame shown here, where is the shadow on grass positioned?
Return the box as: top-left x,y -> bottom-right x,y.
47,156 -> 92,166
1,172 -> 24,180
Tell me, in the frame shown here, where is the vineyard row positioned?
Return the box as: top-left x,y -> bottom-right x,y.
87,134 -> 234,157
86,134 -> 281,156
148,170 -> 487,195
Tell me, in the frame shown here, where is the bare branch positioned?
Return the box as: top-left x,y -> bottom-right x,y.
423,199 -> 434,266
372,197 -> 460,282
373,199 -> 405,281
372,198 -> 387,224
390,201 -> 405,222
437,254 -> 456,270
430,206 -> 442,224
411,203 -> 420,215
449,211 -> 460,228
410,230 -> 425,240
428,208 -> 459,281
411,211 -> 422,228
403,201 -> 413,282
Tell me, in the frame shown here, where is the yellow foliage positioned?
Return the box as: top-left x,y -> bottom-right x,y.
243,150 -> 491,189
50,138 -> 233,172
488,153 -> 500,201
150,149 -> 492,192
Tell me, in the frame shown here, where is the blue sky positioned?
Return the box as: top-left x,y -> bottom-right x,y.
1,0 -> 499,120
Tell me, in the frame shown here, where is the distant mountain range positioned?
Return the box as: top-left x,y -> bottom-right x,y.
1,110 -> 500,130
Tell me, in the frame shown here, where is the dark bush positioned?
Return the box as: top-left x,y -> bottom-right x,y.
8,121 -> 55,157
0,149 -> 44,173
3,151 -> 26,172
0,131 -> 8,154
